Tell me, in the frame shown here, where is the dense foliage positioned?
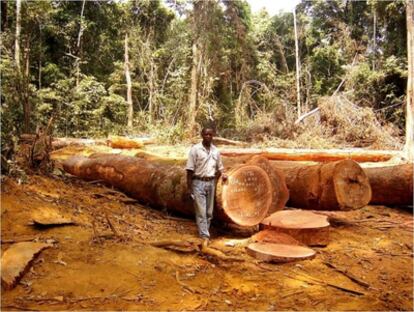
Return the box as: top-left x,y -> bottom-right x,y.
0,0 -> 408,145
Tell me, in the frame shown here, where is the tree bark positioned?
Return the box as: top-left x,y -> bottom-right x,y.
270,160 -> 372,211
274,35 -> 289,73
62,155 -> 275,226
405,0 -> 414,161
364,164 -> 413,206
124,33 -> 133,130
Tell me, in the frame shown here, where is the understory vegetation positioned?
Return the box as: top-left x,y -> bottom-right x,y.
1,0 -> 408,149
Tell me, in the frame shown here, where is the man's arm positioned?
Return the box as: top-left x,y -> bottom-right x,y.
216,151 -> 228,181
186,169 -> 194,194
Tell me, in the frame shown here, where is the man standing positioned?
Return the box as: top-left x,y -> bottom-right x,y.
186,127 -> 227,245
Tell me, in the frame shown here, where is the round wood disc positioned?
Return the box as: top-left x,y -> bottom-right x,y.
261,210 -> 329,229
247,242 -> 316,262
251,230 -> 301,245
221,165 -> 273,226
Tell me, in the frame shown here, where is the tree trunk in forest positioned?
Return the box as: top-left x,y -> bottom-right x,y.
75,0 -> 86,86
405,0 -> 414,161
15,0 -> 21,72
220,148 -> 398,162
274,35 -> 289,73
62,155 -> 276,226
148,56 -> 157,123
270,160 -> 372,211
187,41 -> 200,136
293,6 -> 301,118
23,39 -> 31,133
364,164 -> 413,206
372,6 -> 377,70
1,1 -> 7,31
124,33 -> 133,130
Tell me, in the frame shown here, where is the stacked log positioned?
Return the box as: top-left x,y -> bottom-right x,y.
270,160 -> 372,210
364,164 -> 413,206
63,155 -> 276,226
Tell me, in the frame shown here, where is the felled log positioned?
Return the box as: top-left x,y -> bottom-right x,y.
246,242 -> 316,263
260,210 -> 330,246
213,137 -> 247,146
364,164 -> 413,206
247,156 -> 289,214
63,155 -> 275,226
52,138 -> 107,150
220,148 -> 399,163
107,136 -> 155,149
270,160 -> 372,210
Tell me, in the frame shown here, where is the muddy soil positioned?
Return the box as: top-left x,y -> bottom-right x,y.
1,149 -> 413,311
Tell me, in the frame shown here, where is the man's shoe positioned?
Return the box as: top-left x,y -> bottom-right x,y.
202,238 -> 209,248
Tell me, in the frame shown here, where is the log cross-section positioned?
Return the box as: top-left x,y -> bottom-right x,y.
63,155 -> 276,226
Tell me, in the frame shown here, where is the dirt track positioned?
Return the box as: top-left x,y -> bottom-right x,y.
1,169 -> 413,311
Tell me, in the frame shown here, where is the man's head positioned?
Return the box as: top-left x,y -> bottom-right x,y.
201,127 -> 215,146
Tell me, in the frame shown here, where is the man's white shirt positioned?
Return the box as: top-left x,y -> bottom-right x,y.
186,142 -> 224,177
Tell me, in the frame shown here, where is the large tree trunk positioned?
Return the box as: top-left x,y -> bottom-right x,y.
15,0 -> 21,72
270,160 -> 372,210
124,33 -> 133,130
220,148 -> 399,162
1,1 -> 8,32
364,164 -> 413,206
63,155 -> 276,226
405,0 -> 414,161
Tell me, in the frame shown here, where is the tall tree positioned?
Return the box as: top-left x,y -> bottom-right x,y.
405,0 -> 414,161
15,0 -> 21,72
293,5 -> 301,117
124,33 -> 133,130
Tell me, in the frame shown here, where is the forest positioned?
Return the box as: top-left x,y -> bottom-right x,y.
1,1 -> 413,311
1,0 -> 411,149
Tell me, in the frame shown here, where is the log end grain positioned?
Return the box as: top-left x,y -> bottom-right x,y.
218,165 -> 273,226
246,242 -> 316,262
332,160 -> 372,210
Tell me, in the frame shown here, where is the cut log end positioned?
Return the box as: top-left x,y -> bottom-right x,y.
221,165 -> 273,226
246,242 -> 316,263
333,160 -> 372,210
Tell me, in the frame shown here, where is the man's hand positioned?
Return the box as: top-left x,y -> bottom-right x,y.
221,174 -> 228,183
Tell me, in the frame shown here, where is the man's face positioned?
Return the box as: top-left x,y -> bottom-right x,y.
201,128 -> 214,145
